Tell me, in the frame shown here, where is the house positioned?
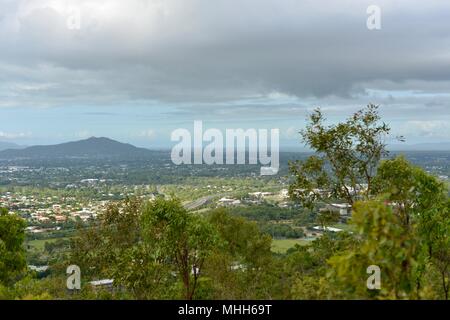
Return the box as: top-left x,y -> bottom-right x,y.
89,279 -> 114,290
218,197 -> 241,206
54,215 -> 67,222
37,216 -> 50,222
279,189 -> 289,199
219,197 -> 235,204
52,204 -> 62,213
324,203 -> 352,216
313,226 -> 343,233
71,208 -> 93,221
248,191 -> 274,199
29,265 -> 49,273
248,192 -> 263,198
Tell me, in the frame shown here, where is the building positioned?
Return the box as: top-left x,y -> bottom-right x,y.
89,279 -> 114,291
324,203 -> 352,216
218,197 -> 241,206
313,226 -> 343,233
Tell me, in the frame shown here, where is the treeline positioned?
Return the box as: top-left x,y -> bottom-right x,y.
260,222 -> 305,238
227,205 -> 313,222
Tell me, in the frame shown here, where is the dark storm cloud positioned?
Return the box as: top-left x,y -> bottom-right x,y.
1,0 -> 450,107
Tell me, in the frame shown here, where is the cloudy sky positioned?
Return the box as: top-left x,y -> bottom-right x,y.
0,0 -> 449,148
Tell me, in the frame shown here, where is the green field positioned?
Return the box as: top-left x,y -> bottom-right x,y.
271,238 -> 312,253
27,237 -> 69,251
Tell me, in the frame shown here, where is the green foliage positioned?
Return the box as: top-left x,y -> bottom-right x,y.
139,197 -> 219,299
327,157 -> 449,299
287,106 -> 448,300
285,232 -> 356,299
227,204 -> 311,222
373,155 -> 447,226
373,156 -> 449,298
207,209 -> 272,269
203,209 -> 277,299
316,209 -> 340,230
289,104 -> 391,207
260,223 -> 305,239
421,198 -> 450,299
70,197 -> 142,279
71,197 -> 219,299
0,208 -> 27,286
329,201 -> 419,299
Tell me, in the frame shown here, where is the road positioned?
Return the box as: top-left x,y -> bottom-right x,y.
184,192 -> 232,211
157,185 -> 228,211
183,195 -> 216,210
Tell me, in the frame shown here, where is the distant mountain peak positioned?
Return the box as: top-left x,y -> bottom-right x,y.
85,136 -> 111,141
0,141 -> 23,151
388,142 -> 450,151
0,137 -> 154,160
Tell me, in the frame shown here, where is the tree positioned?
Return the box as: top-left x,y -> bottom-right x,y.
72,197 -> 219,300
0,208 -> 27,286
421,198 -> 449,300
287,232 -> 356,299
70,197 -> 142,280
328,167 -> 449,300
204,209 -> 275,299
289,104 -> 392,208
328,200 -> 419,299
207,209 -> 272,269
372,155 -> 447,227
140,198 -> 219,299
288,106 -> 448,300
372,156 -> 449,298
316,209 -> 340,231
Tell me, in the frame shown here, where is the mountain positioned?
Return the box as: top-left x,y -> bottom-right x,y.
388,142 -> 450,151
0,141 -> 23,151
0,137 -> 157,160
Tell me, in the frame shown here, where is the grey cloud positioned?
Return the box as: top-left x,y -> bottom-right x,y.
0,0 -> 449,108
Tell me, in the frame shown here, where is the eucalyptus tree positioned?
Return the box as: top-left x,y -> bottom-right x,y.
289,104 -> 393,208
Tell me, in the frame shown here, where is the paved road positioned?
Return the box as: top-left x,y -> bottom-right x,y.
183,195 -> 216,210
157,185 -> 228,211
184,192 -> 232,211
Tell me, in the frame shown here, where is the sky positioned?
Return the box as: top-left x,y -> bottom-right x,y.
0,0 -> 449,149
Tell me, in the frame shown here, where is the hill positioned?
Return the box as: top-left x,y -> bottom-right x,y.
0,141 -> 23,151
0,137 -> 157,160
388,142 -> 450,151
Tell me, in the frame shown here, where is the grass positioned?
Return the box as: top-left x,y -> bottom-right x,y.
271,238 -> 312,253
26,237 -> 69,251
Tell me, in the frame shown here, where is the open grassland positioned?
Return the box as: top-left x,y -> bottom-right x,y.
271,238 -> 312,253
